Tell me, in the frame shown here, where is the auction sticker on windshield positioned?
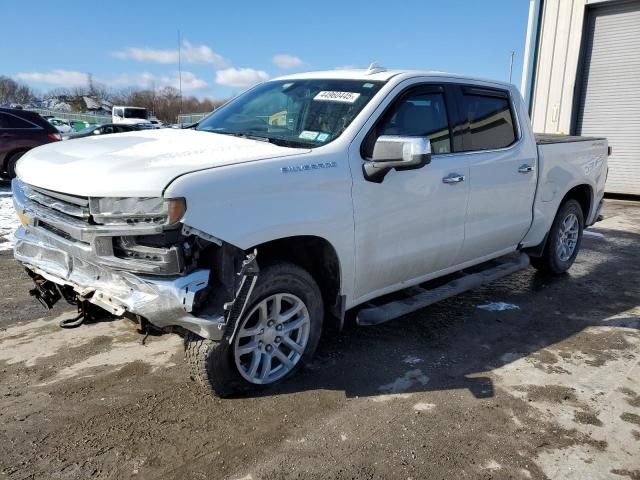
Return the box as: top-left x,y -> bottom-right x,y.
314,91 -> 361,103
299,130 -> 319,141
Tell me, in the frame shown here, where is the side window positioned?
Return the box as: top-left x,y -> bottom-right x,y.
364,90 -> 452,157
460,91 -> 517,151
0,112 -> 36,129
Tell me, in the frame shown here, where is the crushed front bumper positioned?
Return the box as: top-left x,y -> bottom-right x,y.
15,227 -> 225,339
12,180 -> 225,340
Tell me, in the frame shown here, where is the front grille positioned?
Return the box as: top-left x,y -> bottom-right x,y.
39,221 -> 88,244
24,184 -> 90,220
14,179 -> 182,275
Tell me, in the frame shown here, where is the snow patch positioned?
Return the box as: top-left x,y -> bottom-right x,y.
378,369 -> 430,394
477,302 -> 520,312
0,186 -> 19,252
371,393 -> 412,403
413,402 -> 436,411
583,229 -> 605,238
483,460 -> 502,471
402,355 -> 424,365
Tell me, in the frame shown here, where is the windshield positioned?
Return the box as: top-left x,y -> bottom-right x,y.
196,79 -> 384,147
124,108 -> 148,119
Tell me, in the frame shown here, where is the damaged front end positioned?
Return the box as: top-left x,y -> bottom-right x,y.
12,178 -> 257,340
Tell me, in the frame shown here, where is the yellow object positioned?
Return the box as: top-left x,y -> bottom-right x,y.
17,209 -> 31,226
269,110 -> 287,126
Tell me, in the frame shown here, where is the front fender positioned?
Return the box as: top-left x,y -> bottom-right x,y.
164,151 -> 355,300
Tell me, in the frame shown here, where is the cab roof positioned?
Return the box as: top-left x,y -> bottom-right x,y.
272,68 -> 515,89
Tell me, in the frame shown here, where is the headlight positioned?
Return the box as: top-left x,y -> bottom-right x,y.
89,197 -> 186,226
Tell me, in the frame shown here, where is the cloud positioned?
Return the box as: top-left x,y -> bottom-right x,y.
110,71 -> 208,92
112,41 -> 227,67
14,69 -> 89,87
215,68 -> 269,88
182,41 -> 226,66
272,54 -> 304,69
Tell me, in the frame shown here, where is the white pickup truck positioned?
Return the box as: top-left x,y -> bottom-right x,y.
12,68 -> 608,396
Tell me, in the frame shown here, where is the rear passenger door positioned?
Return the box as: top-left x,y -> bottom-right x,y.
454,86 -> 537,262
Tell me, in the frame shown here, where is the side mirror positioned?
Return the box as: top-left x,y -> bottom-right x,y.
363,135 -> 432,183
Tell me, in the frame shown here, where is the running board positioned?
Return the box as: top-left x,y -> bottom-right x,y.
356,253 -> 530,326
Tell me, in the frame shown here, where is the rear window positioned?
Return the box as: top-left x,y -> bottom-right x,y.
460,92 -> 517,151
0,112 -> 38,129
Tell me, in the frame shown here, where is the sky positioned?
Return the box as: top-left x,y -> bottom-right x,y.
2,1 -> 531,101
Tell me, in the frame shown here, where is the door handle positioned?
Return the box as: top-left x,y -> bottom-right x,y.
518,164 -> 534,174
442,173 -> 465,184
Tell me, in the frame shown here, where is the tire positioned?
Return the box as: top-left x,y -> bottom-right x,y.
185,262 -> 324,397
6,151 -> 26,179
529,199 -> 584,274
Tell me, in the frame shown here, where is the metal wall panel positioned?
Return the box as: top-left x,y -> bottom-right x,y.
576,1 -> 640,194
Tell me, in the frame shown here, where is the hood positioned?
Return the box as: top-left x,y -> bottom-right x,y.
16,129 -> 309,197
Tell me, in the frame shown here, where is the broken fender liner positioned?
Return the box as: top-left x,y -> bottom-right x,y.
224,251 -> 260,342
29,280 -> 61,310
356,253 -> 530,326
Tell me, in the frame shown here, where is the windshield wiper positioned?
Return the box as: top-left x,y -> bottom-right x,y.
264,137 -> 311,148
207,130 -> 310,148
206,130 -> 270,142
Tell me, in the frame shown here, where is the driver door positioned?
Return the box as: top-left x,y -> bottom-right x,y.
350,84 -> 470,302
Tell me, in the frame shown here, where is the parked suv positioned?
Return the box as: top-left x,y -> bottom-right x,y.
0,108 -> 61,179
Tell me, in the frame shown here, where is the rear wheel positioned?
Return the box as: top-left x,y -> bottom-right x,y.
529,199 -> 584,274
185,262 -> 323,397
6,151 -> 26,179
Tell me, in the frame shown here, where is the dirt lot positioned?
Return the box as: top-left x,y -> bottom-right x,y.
0,197 -> 638,480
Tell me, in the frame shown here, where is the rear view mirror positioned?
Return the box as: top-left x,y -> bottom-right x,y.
363,135 -> 432,183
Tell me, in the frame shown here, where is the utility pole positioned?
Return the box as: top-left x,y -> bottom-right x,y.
508,51 -> 515,83
178,29 -> 183,123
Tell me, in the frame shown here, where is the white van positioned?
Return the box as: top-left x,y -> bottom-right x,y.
112,106 -> 150,125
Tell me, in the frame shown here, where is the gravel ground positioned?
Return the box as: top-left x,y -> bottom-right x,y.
0,195 -> 638,480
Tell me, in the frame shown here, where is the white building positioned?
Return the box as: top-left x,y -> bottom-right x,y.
522,0 -> 640,195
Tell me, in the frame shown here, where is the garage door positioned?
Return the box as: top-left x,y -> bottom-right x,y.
575,1 -> 640,195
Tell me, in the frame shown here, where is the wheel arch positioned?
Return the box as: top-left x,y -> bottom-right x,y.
561,183 -> 593,221
2,148 -> 30,173
523,183 -> 592,258
251,235 -> 345,328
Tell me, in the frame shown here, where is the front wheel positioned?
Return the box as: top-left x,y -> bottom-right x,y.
185,262 -> 323,397
6,151 -> 26,179
529,199 -> 584,274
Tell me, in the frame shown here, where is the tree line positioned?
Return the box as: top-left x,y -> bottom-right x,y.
0,75 -> 226,123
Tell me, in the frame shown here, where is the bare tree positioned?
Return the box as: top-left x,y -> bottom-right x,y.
0,76 -> 35,104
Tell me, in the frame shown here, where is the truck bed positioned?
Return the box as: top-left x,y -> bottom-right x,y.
535,133 -> 605,145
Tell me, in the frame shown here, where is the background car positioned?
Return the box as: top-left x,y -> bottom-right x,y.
47,117 -> 74,134
62,123 -> 140,140
0,108 -> 61,179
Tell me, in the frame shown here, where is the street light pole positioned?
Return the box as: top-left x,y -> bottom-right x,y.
178,29 -> 183,123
